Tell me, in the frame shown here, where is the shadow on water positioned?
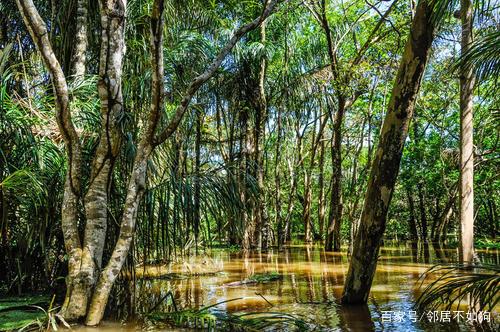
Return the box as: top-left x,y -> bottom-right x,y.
83,243 -> 498,331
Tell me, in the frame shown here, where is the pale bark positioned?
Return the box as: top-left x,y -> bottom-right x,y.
459,0 -> 475,265
194,111 -> 202,250
72,0 -> 88,77
275,106 -> 283,246
87,0 -> 278,323
15,0 -> 84,320
19,0 -> 281,324
241,106 -> 252,251
317,133 -> 326,238
341,0 -> 436,304
62,0 -> 127,319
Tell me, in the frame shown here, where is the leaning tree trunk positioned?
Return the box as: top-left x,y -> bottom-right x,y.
341,0 -> 436,304
459,0 -> 475,265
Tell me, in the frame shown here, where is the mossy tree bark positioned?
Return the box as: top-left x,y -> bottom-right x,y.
341,0 -> 436,304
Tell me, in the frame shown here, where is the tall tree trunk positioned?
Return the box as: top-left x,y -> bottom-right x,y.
16,0 -> 84,320
459,0 -> 475,265
282,125 -> 304,245
193,111 -> 202,251
325,99 -> 345,251
317,132 -> 326,239
66,0 -> 127,319
417,183 -> 427,241
241,105 -> 252,251
302,111 -> 317,243
254,20 -> 269,250
303,168 -> 313,242
432,185 -> 457,242
341,0 -> 436,304
72,0 -> 88,77
275,106 -> 283,247
406,189 -> 419,241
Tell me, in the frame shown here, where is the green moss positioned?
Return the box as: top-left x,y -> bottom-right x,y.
0,295 -> 50,311
0,295 -> 50,331
247,272 -> 282,283
0,310 -> 45,331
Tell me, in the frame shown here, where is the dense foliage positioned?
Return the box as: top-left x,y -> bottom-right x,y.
0,0 -> 498,312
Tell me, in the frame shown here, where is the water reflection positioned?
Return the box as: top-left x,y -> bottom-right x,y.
129,243 -> 498,331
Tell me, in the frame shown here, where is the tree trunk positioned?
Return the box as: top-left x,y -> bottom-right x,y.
325,99 -> 345,251
275,106 -> 283,247
193,111 -> 202,251
241,105 -> 252,251
62,0 -> 126,319
341,0 -> 436,304
417,183 -> 427,241
406,189 -> 419,241
459,0 -> 475,265
254,20 -> 270,250
72,0 -> 88,77
17,0 -> 281,324
317,134 -> 326,239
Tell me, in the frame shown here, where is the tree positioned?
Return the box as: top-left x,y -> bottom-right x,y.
16,0 -> 278,325
341,0 -> 437,304
459,0 -> 475,265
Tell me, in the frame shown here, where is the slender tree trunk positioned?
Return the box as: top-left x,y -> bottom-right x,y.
303,112 -> 317,243
325,99 -> 345,251
433,185 -> 457,242
417,183 -> 427,241
303,171 -> 313,242
254,20 -> 269,250
459,0 -> 475,265
72,0 -> 88,77
16,0 -> 84,320
275,106 -> 283,247
62,0 -> 127,319
241,106 -> 252,251
282,126 -> 303,244
341,0 -> 436,304
317,132 -> 326,239
407,189 -> 418,241
193,111 -> 202,251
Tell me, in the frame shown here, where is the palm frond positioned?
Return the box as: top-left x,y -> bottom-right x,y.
415,264 -> 500,313
457,30 -> 500,82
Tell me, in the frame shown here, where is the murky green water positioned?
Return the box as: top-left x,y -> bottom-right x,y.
76,243 -> 499,331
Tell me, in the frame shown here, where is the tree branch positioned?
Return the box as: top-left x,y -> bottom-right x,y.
153,0 -> 280,146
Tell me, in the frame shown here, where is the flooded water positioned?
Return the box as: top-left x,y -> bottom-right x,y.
78,243 -> 499,331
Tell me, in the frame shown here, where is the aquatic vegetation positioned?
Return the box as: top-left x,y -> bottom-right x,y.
148,297 -> 311,331
416,264 -> 500,313
1,0 -> 498,328
0,310 -> 45,331
225,272 -> 283,287
0,295 -> 48,331
0,295 -> 69,331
